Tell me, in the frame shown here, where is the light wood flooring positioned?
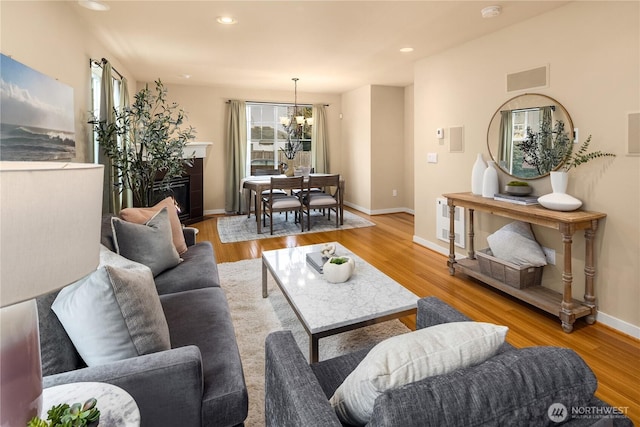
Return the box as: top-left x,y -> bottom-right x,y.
191,209 -> 639,424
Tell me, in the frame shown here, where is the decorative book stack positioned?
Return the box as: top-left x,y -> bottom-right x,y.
493,193 -> 539,205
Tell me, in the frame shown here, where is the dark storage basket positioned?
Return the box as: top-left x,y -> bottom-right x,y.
476,248 -> 543,289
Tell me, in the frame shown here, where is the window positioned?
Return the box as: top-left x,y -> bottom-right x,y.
511,108 -> 540,177
246,103 -> 312,175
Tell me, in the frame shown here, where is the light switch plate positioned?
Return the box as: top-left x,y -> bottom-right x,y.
427,153 -> 438,163
436,128 -> 444,139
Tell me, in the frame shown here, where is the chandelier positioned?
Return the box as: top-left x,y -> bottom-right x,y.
279,78 -> 312,159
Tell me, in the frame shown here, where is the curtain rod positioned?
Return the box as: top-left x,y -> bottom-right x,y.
227,100 -> 329,107
90,58 -> 124,80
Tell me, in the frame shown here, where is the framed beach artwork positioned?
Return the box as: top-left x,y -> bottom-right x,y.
0,54 -> 76,161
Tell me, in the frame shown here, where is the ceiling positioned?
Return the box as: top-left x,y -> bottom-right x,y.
71,1 -> 569,94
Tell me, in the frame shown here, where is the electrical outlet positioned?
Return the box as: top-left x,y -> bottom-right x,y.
542,247 -> 556,265
392,189 -> 398,197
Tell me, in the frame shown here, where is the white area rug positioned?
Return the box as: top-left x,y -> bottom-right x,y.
218,258 -> 410,427
217,210 -> 375,243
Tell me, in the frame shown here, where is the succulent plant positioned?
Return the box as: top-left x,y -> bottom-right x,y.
330,257 -> 349,265
27,398 -> 100,427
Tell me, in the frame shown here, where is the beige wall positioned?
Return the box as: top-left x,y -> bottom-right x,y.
413,1 -> 639,332
340,86 -> 372,211
340,85 -> 410,214
0,1 -> 136,163
144,83 -> 342,214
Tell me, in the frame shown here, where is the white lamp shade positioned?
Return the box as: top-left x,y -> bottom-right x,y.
0,161 -> 104,307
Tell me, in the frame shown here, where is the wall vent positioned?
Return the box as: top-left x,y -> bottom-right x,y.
506,65 -> 548,92
436,197 -> 465,248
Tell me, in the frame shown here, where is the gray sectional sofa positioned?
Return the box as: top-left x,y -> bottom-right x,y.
265,297 -> 632,427
37,215 -> 248,427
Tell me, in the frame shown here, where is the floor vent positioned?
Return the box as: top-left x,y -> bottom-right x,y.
436,197 -> 465,248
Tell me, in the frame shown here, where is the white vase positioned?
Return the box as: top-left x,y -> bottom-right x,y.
482,161 -> 499,198
538,171 -> 582,211
471,153 -> 487,195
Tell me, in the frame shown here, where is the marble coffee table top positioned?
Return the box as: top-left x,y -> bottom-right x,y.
262,242 -> 418,335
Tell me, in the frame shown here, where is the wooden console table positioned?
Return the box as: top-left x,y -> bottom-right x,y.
443,192 -> 606,333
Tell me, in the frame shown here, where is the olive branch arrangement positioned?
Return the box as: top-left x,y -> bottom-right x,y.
519,120 -> 615,174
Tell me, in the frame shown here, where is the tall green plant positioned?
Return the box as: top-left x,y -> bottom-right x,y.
91,80 -> 196,207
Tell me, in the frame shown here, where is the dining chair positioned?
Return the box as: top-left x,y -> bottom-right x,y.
302,174 -> 341,230
248,168 -> 286,218
262,176 -> 304,235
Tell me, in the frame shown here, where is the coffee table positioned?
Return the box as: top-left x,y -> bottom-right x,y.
262,242 -> 418,362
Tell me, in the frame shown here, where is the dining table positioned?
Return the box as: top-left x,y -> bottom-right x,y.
240,174 -> 345,234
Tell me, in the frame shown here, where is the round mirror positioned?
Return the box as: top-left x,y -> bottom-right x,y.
487,93 -> 574,180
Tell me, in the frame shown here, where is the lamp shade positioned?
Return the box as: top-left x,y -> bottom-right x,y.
0,161 -> 104,307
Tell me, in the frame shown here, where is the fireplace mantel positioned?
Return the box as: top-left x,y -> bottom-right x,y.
185,142 -> 212,159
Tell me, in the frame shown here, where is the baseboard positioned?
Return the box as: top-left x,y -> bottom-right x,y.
204,209 -> 226,216
412,236 -> 640,340
344,202 -> 414,216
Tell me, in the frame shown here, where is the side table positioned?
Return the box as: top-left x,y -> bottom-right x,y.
41,382 -> 140,426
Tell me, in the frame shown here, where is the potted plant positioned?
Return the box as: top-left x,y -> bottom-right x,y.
323,256 -> 356,283
91,80 -> 196,207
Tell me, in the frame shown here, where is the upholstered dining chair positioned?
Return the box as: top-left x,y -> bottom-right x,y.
248,168 -> 286,218
262,176 -> 304,235
302,174 -> 341,230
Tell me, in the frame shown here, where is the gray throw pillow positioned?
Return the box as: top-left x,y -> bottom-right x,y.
52,246 -> 171,366
111,207 -> 180,276
486,221 -> 547,267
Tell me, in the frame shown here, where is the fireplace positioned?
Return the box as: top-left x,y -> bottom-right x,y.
152,177 -> 190,223
148,158 -> 204,225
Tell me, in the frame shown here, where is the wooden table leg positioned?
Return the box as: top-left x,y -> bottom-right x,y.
583,220 -> 598,324
559,223 -> 576,333
468,208 -> 475,260
447,200 -> 456,275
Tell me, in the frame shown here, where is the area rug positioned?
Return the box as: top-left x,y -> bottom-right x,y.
217,210 -> 375,243
218,258 -> 410,427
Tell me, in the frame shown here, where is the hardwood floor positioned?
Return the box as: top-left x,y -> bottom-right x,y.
192,209 -> 639,424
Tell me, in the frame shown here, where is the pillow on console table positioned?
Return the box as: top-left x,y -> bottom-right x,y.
52,245 -> 171,366
119,196 -> 188,255
111,207 -> 181,276
330,321 -> 508,426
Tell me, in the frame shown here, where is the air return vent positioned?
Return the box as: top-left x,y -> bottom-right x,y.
628,112 -> 640,155
436,197 -> 465,248
506,65 -> 548,92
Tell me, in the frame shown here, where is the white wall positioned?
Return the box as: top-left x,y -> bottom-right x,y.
413,1 -> 639,333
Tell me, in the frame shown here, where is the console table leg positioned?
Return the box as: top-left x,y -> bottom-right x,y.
560,224 -> 576,333
583,221 -> 598,324
447,201 -> 456,275
468,208 -> 475,259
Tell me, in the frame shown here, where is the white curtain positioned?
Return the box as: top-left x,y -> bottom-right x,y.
312,104 -> 328,173
225,100 -> 247,213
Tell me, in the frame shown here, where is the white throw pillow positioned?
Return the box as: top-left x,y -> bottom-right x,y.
486,221 -> 547,267
52,246 -> 171,366
329,322 -> 508,426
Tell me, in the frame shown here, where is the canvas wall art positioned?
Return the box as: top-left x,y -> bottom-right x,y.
0,54 -> 75,161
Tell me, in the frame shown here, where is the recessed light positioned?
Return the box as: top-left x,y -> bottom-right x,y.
77,1 -> 110,11
481,5 -> 501,18
399,47 -> 414,53
216,16 -> 237,25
